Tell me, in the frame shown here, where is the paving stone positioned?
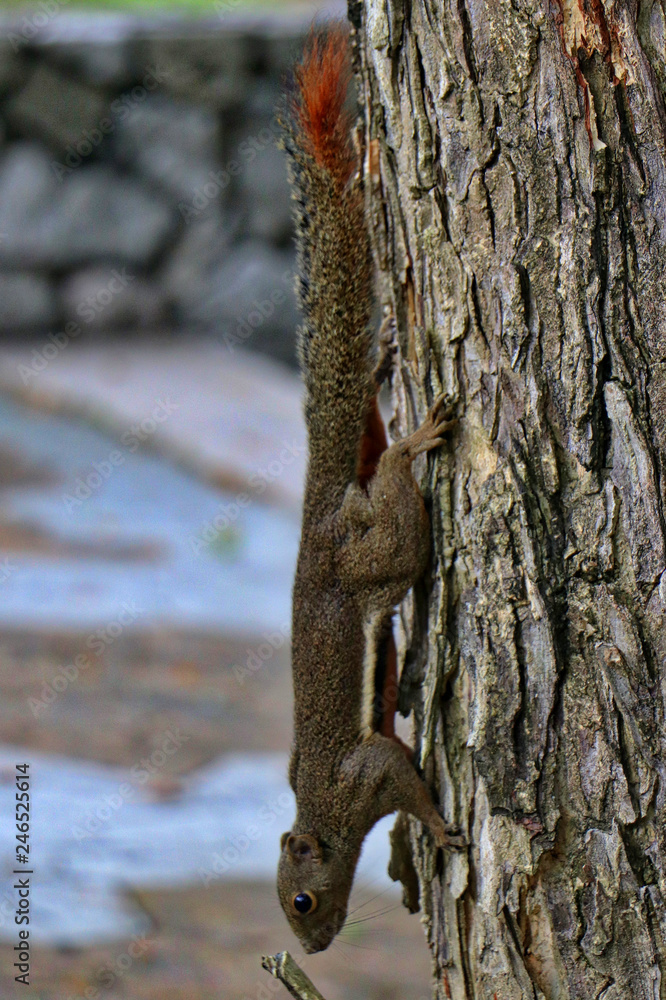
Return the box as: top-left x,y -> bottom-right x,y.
0,387 -> 301,630
0,629 -> 293,768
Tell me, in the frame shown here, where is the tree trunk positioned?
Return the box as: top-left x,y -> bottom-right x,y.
351,0 -> 666,996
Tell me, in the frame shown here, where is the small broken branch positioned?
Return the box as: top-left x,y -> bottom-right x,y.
261,951 -> 329,1000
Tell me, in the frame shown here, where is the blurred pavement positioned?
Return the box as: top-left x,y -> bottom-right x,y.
0,341 -> 307,510
0,340 -> 430,999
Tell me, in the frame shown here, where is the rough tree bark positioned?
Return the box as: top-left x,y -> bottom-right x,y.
351,0 -> 666,996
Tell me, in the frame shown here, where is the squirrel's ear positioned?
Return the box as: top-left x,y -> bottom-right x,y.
285,833 -> 323,862
280,831 -> 291,852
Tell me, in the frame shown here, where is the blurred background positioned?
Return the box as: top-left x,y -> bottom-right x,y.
0,2 -> 432,997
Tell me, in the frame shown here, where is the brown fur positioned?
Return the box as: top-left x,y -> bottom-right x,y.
277,26 -> 464,954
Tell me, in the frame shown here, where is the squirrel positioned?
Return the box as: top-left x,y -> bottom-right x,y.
276,24 -> 464,955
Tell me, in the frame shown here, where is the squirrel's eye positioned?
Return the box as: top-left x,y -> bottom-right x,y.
292,891 -> 317,915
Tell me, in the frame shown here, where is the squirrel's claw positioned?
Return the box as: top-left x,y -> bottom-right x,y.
434,824 -> 468,850
437,832 -> 468,850
428,394 -> 457,431
429,816 -> 468,850
401,395 -> 457,459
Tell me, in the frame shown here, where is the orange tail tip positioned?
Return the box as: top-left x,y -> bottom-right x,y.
292,24 -> 356,186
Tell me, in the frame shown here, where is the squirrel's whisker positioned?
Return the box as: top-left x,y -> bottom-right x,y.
345,904 -> 401,926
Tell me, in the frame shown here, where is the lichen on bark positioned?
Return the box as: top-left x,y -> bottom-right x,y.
351,0 -> 666,995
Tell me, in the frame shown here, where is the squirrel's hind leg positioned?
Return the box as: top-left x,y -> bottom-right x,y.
336,397 -> 456,594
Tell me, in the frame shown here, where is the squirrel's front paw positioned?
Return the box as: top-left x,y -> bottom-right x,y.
402,395 -> 457,459
423,395 -> 457,443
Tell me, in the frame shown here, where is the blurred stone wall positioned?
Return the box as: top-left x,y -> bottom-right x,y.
0,8 -> 341,366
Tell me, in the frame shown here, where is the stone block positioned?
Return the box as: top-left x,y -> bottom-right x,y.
0,41 -> 28,94
173,240 -> 298,365
146,33 -> 255,109
61,266 -> 166,331
235,133 -> 292,243
114,94 -> 221,201
44,40 -> 135,87
0,272 -> 58,330
5,61 -> 107,150
0,144 -> 174,269
161,207 -> 236,309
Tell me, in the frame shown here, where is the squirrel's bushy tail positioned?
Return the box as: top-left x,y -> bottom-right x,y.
281,25 -> 374,515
